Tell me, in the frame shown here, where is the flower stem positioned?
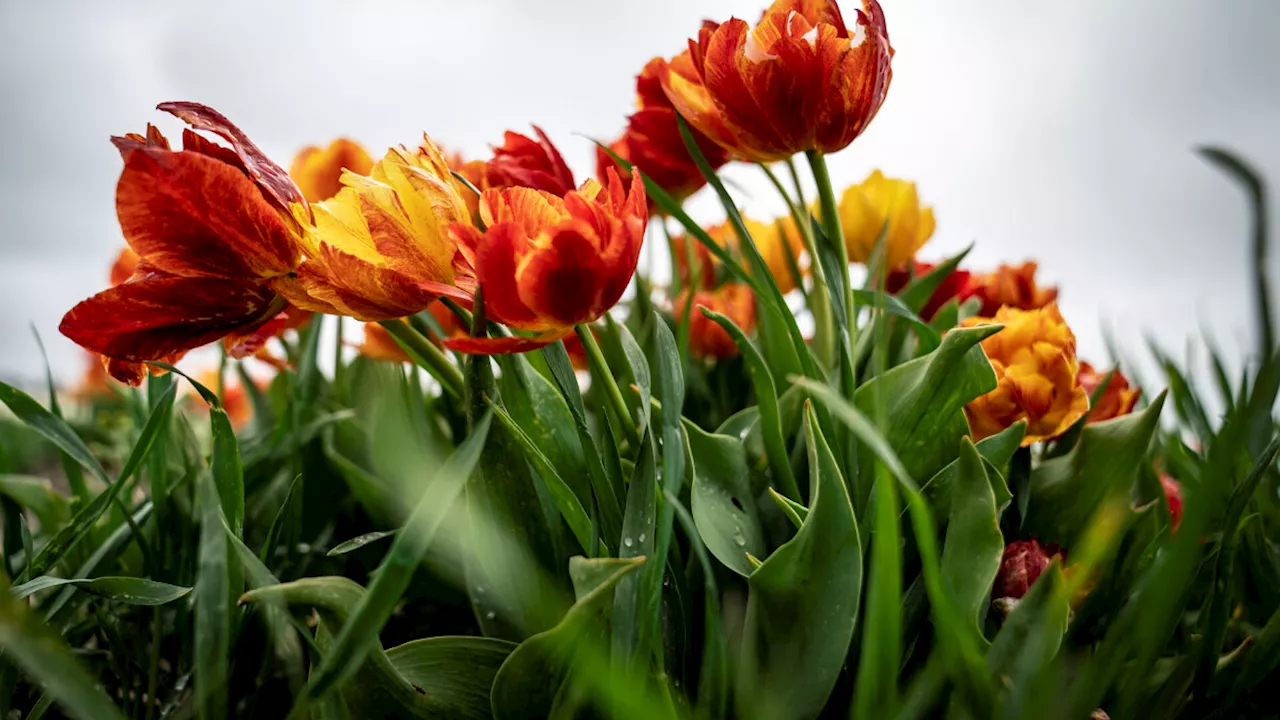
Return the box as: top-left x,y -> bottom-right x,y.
575,323 -> 641,448
806,150 -> 855,330
762,161 -> 835,367
378,318 -> 464,399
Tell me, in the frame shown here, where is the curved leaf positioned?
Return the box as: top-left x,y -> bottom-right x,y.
386,637 -> 516,720
940,439 -> 1004,635
687,420 -> 766,577
737,404 -> 861,720
491,557 -> 644,720
1023,393 -> 1167,546
11,575 -> 190,605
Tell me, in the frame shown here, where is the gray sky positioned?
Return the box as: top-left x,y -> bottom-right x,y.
2,0 -> 1278,386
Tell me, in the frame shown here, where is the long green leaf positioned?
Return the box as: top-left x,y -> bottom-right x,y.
11,575 -> 190,605
308,413 -> 493,698
737,404 -> 861,720
940,439 -> 1004,635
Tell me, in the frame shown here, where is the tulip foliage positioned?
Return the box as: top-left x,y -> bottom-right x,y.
2,2 -> 1280,719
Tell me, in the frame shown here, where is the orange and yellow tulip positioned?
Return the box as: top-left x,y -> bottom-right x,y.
968,261 -> 1059,316
290,139 -> 374,203
60,103 -> 309,385
447,169 -> 647,353
963,304 -> 1090,445
834,170 -> 934,271
275,137 -> 472,321
660,0 -> 893,163
598,57 -> 730,206
1077,362 -> 1139,423
681,282 -> 756,360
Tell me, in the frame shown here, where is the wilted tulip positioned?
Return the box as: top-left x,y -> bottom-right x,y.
681,283 -> 757,360
60,103 -> 309,385
995,538 -> 1064,600
289,138 -> 374,203
968,261 -> 1058,316
660,0 -> 893,163
1078,362 -> 1139,423
446,169 -> 647,353
963,304 -> 1090,445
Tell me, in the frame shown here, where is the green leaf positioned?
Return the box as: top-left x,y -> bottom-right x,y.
701,307 -> 801,502
0,475 -> 68,532
850,288 -> 942,351
896,245 -> 973,314
195,473 -> 230,720
921,421 -> 1024,519
308,413 -> 494,698
667,489 -> 727,719
326,530 -> 397,557
737,404 -> 861,720
939,439 -> 1004,635
611,431 -> 658,674
850,324 -> 1001,505
0,381 -> 109,486
686,420 -> 766,577
243,577 -> 483,718
0,573 -> 128,720
768,487 -> 808,529
1022,393 -> 1167,546
11,575 -> 190,605
26,380 -> 176,578
853,462 -> 902,720
386,637 -> 517,720
986,564 -> 1070,709
491,557 -> 644,720
647,313 -> 686,678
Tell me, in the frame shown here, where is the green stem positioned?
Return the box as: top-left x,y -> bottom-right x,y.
332,315 -> 345,393
762,162 -> 835,367
575,324 -> 641,449
806,150 -> 854,330
377,319 -> 465,399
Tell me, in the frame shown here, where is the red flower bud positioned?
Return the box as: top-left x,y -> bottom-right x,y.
995,538 -> 1064,599
1160,474 -> 1184,534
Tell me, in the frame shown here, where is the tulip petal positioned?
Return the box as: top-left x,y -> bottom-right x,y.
117,147 -> 299,280
60,274 -> 279,363
281,244 -> 441,321
474,223 -> 542,327
444,331 -> 568,355
158,101 -> 308,217
516,223 -> 609,327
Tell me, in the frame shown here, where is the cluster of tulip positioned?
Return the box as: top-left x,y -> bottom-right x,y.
59,0 -> 1180,607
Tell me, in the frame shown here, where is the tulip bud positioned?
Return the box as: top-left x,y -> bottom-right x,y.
994,538 -> 1064,600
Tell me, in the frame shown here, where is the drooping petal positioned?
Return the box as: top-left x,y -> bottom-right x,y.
158,101 -> 308,217
116,147 -> 298,280
60,274 -> 281,363
444,331 -> 571,355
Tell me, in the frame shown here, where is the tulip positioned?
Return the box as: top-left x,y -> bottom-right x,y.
660,0 -> 893,163
834,170 -> 935,272
289,138 -> 374,203
60,103 -> 308,385
994,538 -> 1064,599
446,169 -> 647,353
483,127 -> 576,197
597,57 -> 730,206
885,260 -> 973,320
963,304 -> 1090,445
681,283 -> 757,360
1077,362 -> 1140,423
968,261 -> 1058,316
1160,474 -> 1184,533
274,136 -> 473,321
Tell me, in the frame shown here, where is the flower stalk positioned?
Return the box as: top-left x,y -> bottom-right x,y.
377,319 -> 464,399
575,323 -> 642,448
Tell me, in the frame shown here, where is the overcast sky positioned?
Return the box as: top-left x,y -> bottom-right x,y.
2,0 -> 1278,387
